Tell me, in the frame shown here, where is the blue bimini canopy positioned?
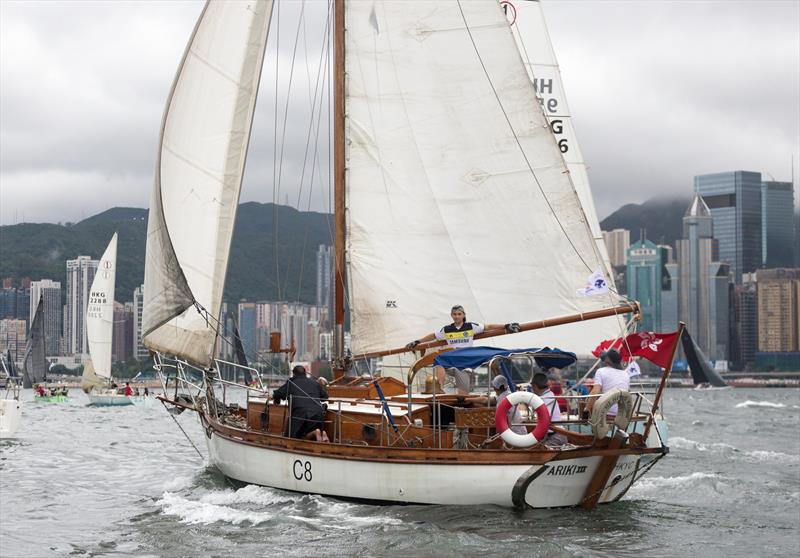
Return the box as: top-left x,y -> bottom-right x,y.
433,346 -> 577,371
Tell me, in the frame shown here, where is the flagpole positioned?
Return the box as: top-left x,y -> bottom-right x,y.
642,322 -> 685,442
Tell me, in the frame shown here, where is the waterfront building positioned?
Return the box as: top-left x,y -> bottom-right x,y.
694,171 -> 761,283
602,229 -> 630,268
757,268 -> 800,353
761,181 -> 795,268
626,240 -> 662,331
65,256 -> 98,355
132,284 -> 148,360
731,273 -> 758,369
0,288 -> 16,319
677,195 -> 730,360
238,302 -> 258,357
0,319 -> 27,364
316,245 -> 333,326
30,279 -> 62,356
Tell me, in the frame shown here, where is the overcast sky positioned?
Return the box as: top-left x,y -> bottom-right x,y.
1,0 -> 798,226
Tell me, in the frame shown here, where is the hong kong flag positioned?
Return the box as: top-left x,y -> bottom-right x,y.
593,331 -> 682,369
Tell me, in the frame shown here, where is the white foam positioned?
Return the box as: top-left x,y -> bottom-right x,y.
735,400 -> 787,409
629,472 -> 727,496
200,484 -> 296,507
158,492 -> 274,525
162,475 -> 195,492
670,436 -> 737,453
744,450 -> 800,464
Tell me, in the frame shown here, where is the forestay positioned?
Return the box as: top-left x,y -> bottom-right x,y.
507,0 -> 613,278
86,233 -> 117,382
345,0 -> 623,356
142,0 -> 273,366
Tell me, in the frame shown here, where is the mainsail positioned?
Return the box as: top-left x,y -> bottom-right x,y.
85,233 -> 117,390
141,0 -> 274,366
344,0 -> 624,356
22,296 -> 47,388
682,328 -> 727,388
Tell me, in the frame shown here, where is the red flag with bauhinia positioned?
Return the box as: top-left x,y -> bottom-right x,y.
592,331 -> 682,369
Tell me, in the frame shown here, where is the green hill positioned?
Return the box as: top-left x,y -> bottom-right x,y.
0,203 -> 333,304
600,196 -> 691,248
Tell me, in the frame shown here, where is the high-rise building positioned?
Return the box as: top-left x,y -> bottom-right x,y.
238,302 -> 258,358
731,273 -> 758,368
761,181 -> 795,268
30,279 -> 62,356
626,240 -> 662,331
757,268 -> 800,353
694,171 -> 762,283
661,263 -> 679,331
677,195 -> 730,360
112,301 -> 134,363
0,319 -> 27,364
602,229 -> 630,268
132,284 -> 148,360
316,245 -> 333,325
65,256 -> 98,355
0,288 -> 16,319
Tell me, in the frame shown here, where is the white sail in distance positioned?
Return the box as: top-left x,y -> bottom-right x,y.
142,0 -> 274,367
344,0 -> 624,357
505,0 -> 613,279
86,233 -> 117,382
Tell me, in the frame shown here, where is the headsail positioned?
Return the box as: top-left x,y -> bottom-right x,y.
142,0 -> 274,367
85,232 -> 117,387
506,0 -> 613,278
344,0 -> 624,356
22,296 -> 47,388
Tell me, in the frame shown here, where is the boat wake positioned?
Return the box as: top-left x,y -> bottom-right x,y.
628,472 -> 729,498
734,400 -> 790,409
156,484 -> 404,529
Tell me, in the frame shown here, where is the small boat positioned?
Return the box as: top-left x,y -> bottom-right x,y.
144,0 -> 677,509
83,233 -> 142,406
0,350 -> 22,438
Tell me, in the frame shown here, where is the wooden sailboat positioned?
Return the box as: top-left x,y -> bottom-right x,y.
144,0 -> 674,509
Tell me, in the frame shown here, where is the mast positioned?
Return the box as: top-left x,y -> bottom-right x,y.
333,0 -> 346,378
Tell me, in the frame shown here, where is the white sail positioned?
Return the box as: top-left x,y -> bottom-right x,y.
345,0 -> 624,356
142,0 -> 273,366
86,233 -> 117,381
506,0 -> 613,279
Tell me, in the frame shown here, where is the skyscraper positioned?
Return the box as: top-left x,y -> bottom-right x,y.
316,244 -> 333,325
694,171 -> 762,283
626,240 -> 662,331
757,268 -> 800,353
112,301 -> 134,363
677,195 -> 730,360
65,256 -> 98,355
731,273 -> 758,368
602,229 -> 630,268
29,279 -> 62,356
761,181 -> 795,268
132,284 -> 148,360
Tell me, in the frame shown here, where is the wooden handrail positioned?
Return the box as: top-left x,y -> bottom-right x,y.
353,302 -> 640,362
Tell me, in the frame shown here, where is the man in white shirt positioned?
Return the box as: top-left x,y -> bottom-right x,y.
587,349 -> 630,416
531,373 -> 561,422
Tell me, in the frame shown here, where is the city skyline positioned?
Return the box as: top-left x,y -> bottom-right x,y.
1,0 -> 798,225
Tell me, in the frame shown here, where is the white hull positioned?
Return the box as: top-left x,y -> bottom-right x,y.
205,428 -> 647,508
0,399 -> 22,439
87,393 -> 142,406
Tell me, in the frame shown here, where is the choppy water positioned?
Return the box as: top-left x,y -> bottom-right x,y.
1,388 -> 798,557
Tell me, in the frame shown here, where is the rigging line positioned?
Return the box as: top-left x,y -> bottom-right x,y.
272,0 -> 282,301
274,0 -> 309,299
160,399 -> 204,460
455,1 -> 606,281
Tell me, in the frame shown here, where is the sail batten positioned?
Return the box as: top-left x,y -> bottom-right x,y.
344,0 -> 623,357
142,0 -> 274,367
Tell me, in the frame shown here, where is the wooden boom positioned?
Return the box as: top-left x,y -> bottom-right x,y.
352,302 -> 640,362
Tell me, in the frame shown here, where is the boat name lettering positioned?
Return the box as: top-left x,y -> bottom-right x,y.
293,459 -> 312,482
614,461 -> 635,472
547,464 -> 587,476
385,300 -> 397,308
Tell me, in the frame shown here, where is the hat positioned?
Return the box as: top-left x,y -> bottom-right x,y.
491,375 -> 508,389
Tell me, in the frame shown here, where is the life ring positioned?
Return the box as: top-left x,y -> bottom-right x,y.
495,391 -> 551,448
589,388 -> 634,439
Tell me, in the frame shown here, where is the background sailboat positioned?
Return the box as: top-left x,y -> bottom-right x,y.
682,328 -> 729,389
84,233 -> 136,406
23,296 -> 51,394
0,349 -> 22,438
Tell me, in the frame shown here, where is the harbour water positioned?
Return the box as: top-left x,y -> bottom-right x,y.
1,388 -> 798,557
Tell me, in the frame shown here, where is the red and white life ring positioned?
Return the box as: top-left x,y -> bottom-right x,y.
495,391 -> 551,448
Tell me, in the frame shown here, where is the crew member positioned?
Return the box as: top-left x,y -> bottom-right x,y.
124,382 -> 133,397
491,375 -> 526,435
587,349 -> 630,416
405,305 -> 520,394
273,365 -> 330,442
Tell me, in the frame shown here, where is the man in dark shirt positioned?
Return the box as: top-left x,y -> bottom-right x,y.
273,365 -> 330,442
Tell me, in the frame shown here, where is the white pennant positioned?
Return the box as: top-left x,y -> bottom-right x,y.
576,268 -> 609,297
